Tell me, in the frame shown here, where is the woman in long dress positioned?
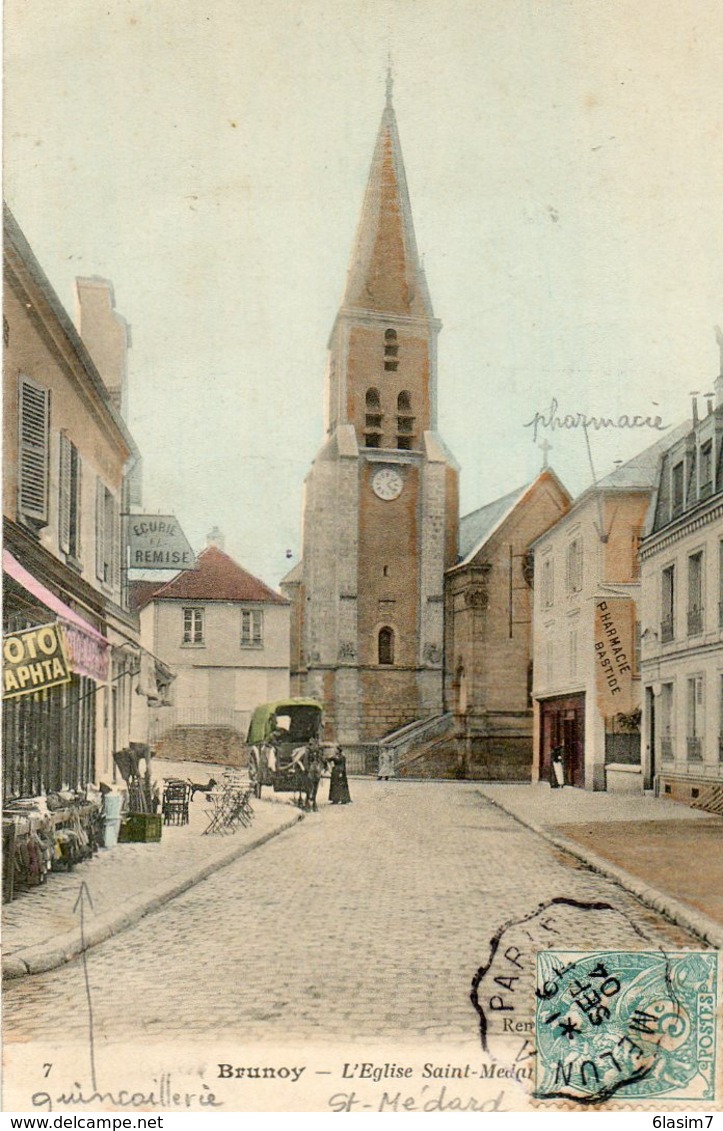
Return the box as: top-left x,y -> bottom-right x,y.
328,746 -> 351,804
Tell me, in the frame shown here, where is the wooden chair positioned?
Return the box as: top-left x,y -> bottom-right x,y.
162,779 -> 190,826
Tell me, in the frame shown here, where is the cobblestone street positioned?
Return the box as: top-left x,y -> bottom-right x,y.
3,781 -> 703,1048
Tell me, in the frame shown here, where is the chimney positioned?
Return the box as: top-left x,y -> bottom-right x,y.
75,277 -> 131,417
207,526 -> 225,551
690,392 -> 699,426
716,325 -> 723,407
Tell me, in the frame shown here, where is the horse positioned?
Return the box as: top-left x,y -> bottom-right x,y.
287,743 -> 327,811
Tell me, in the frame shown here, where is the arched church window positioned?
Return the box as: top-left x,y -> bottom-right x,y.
384,328 -> 399,371
378,626 -> 395,665
365,386 -> 383,447
396,389 -> 415,450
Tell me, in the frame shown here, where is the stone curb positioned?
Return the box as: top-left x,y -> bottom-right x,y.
2,809 -> 304,982
477,790 -> 723,950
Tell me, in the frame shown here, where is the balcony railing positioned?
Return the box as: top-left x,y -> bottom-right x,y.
687,606 -> 703,635
661,737 -> 674,761
686,736 -> 703,761
661,618 -> 674,643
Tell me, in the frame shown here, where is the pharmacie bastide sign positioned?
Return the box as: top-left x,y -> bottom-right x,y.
128,514 -> 197,570
3,622 -> 72,699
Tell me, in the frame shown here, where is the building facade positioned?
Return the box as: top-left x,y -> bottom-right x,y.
133,538 -> 290,761
639,376 -> 723,803
2,206 -> 164,802
282,81 -> 459,759
531,433 -> 687,791
445,470 -> 570,780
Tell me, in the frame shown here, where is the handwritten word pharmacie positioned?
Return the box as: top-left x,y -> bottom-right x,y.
524,397 -> 667,443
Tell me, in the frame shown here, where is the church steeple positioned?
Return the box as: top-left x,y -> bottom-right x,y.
342,78 -> 433,321
285,76 -> 459,750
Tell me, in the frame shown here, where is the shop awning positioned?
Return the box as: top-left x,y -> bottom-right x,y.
3,550 -> 110,682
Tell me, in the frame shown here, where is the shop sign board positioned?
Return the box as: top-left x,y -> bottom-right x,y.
128,514 -> 197,570
60,618 -> 110,682
3,622 -> 72,699
594,598 -> 635,716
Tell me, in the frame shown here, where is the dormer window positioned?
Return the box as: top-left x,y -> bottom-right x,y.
384,329 -> 399,371
700,440 -> 713,498
672,461 -> 684,517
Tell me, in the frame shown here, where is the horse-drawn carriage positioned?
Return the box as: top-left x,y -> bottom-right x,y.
246,698 -> 326,809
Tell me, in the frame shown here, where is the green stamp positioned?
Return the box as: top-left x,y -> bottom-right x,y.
535,950 -> 717,1103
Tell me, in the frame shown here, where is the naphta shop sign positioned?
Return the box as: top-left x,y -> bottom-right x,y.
3,623 -> 72,698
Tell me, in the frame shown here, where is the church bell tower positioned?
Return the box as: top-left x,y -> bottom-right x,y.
283,76 -> 459,757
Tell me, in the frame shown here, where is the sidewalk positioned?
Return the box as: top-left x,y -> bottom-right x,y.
2,760 -> 303,981
477,782 -> 723,948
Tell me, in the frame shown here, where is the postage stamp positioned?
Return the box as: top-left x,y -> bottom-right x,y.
535,950 -> 717,1104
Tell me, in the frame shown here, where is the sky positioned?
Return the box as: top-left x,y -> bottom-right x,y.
4,0 -> 723,587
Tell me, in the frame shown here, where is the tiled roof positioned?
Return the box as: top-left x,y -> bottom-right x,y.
134,546 -> 287,607
128,580 -> 161,612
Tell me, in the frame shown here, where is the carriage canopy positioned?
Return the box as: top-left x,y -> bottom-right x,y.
246,698 -> 323,746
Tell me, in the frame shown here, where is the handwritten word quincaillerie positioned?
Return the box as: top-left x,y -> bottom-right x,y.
524,398 -> 667,443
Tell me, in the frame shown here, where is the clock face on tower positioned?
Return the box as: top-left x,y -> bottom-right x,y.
372,467 -> 404,501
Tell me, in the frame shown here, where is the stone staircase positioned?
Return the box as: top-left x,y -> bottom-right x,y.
379,714 -> 460,778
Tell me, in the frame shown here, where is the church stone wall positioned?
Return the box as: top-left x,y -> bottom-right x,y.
446,472 -> 570,780
359,668 -> 426,740
302,445 -> 359,668
357,460 -> 420,668
418,451 -> 447,671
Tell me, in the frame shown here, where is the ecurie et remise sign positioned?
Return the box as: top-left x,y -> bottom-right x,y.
3,622 -> 72,698
127,514 -> 197,570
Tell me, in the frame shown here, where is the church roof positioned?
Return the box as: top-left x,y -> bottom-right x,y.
131,545 -> 287,607
457,467 -> 571,566
458,483 -> 531,564
280,559 -> 303,586
342,77 -> 433,321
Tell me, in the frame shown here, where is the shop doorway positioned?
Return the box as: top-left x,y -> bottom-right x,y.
645,686 -> 656,789
539,695 -> 585,788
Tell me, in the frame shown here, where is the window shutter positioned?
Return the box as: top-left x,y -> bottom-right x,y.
687,678 -> 695,736
111,495 -> 121,591
18,377 -> 50,522
74,453 -> 83,558
59,433 -> 71,553
96,477 -> 105,580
